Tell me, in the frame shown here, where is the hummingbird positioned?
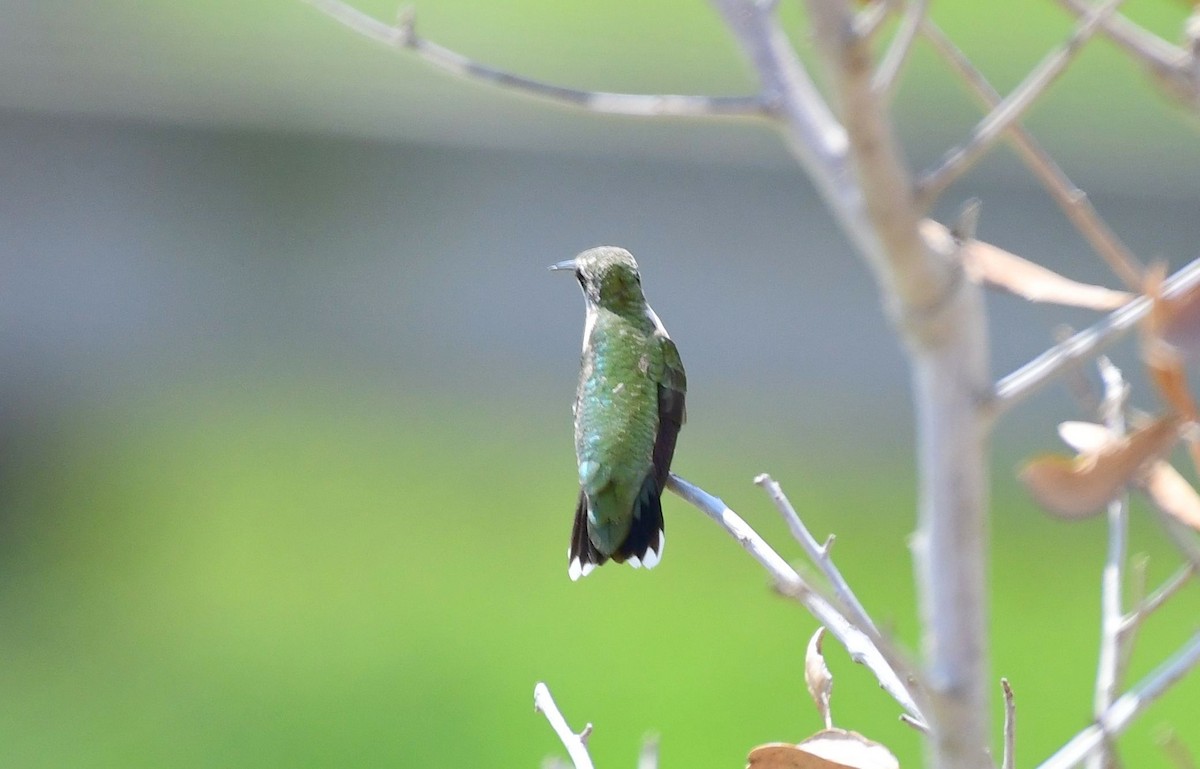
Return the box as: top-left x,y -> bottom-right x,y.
550,246 -> 686,581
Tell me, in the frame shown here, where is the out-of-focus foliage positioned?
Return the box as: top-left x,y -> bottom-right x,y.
1,387 -> 1197,768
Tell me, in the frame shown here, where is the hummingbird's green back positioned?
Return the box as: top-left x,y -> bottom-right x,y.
552,246 -> 686,581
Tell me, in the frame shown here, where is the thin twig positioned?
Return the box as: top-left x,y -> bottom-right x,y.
1121,563 -> 1197,633
1036,630 -> 1200,769
755,473 -> 878,635
1088,358 -> 1129,769
1002,678 -> 1017,769
1154,505 -> 1200,572
921,19 -> 1143,289
853,0 -> 895,39
900,713 -> 931,734
534,683 -> 596,769
872,0 -> 929,97
665,473 -> 928,725
304,0 -> 768,118
990,255 -> 1200,416
915,0 -> 1124,206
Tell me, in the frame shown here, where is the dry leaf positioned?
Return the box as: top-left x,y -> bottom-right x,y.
1144,461 -> 1200,531
1057,421 -> 1112,453
1147,260 -> 1200,364
797,731 -> 900,769
747,732 -> 899,769
805,627 -> 833,729
1020,415 -> 1182,518
1160,282 -> 1200,362
920,220 -> 1133,310
747,730 -> 900,769
748,743 -> 824,769
1054,421 -> 1200,532
1143,264 -> 1200,421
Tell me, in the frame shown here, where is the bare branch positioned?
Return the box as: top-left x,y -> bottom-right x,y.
665,473 -> 927,725
916,0 -> 1124,206
304,0 -> 767,118
854,0 -> 895,40
1055,0 -> 1198,106
921,19 -> 1143,289
708,1 -> 853,217
755,474 -> 880,636
1002,678 -> 1017,769
1036,630 -> 1200,769
1121,563 -> 1197,632
900,713 -> 932,734
873,0 -> 929,97
1088,358 -> 1130,769
534,683 -> 595,769
804,0 -> 951,327
784,3 -> 994,766
991,256 -> 1200,417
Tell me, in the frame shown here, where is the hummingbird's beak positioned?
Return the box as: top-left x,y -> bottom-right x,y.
548,259 -> 577,273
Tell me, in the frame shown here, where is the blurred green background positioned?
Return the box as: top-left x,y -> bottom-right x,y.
1,1 -> 1199,767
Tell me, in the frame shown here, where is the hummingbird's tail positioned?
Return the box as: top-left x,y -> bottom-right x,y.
568,491 -> 606,581
612,478 -> 665,570
567,481 -> 666,581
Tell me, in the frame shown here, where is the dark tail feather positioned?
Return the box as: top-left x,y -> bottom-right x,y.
612,474 -> 665,569
568,490 -> 606,581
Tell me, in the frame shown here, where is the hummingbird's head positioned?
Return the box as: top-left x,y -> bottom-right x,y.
550,246 -> 646,314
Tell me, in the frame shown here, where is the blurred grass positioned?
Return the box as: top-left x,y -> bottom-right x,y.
0,382 -> 1196,767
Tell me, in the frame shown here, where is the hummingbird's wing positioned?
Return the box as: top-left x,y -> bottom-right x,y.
610,336 -> 686,569
652,336 -> 687,492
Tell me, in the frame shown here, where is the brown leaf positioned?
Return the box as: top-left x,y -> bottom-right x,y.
805,627 -> 833,730
1020,415 -> 1182,518
1054,421 -> 1200,531
1142,263 -> 1200,421
1144,461 -> 1200,531
1146,260 -> 1200,364
1057,421 -> 1112,453
748,743 -> 823,769
920,220 -> 1133,310
747,731 -> 899,769
1160,282 -> 1200,363
796,731 -> 899,769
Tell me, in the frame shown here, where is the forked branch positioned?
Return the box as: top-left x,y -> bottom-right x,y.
534,683 -> 595,769
755,473 -> 878,636
916,0 -> 1124,206
1056,0 -> 1200,108
666,473 -> 927,725
920,19 -> 1142,288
